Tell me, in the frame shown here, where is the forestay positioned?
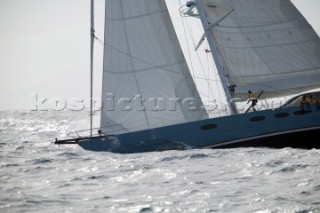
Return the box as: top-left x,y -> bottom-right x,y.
201,0 -> 320,99
100,0 -> 208,134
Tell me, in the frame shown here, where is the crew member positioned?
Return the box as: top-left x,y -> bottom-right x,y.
248,90 -> 257,112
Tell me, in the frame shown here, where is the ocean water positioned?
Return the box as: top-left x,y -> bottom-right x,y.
1,110 -> 320,213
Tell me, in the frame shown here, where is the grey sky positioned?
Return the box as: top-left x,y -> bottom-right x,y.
0,0 -> 319,110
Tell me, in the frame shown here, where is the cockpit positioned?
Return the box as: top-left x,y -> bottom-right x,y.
281,91 -> 320,108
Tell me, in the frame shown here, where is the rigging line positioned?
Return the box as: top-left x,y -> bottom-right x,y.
203,6 -> 231,83
179,0 -> 196,78
190,39 -> 217,101
193,75 -> 221,82
203,1 -> 233,84
206,48 -> 223,102
193,17 -> 222,101
94,36 -> 183,75
90,0 -> 94,137
207,48 -> 209,101
195,0 -> 237,115
214,34 -> 230,75
207,55 -> 216,101
178,4 -> 218,101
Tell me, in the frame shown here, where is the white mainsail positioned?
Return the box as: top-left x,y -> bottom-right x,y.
201,0 -> 320,99
100,0 -> 208,133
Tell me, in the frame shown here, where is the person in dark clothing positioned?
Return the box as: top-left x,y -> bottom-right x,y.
248,90 -> 257,112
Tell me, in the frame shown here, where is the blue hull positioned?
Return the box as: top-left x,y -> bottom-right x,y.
77,106 -> 320,153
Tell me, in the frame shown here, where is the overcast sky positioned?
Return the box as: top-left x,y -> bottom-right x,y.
0,0 -> 319,111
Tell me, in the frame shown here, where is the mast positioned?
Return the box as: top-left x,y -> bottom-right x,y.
90,0 -> 94,137
194,0 -> 237,115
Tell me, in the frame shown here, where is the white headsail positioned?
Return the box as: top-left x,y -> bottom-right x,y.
201,0 -> 320,99
100,0 -> 208,134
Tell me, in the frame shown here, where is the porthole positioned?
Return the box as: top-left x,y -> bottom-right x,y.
274,112 -> 289,118
250,116 -> 266,122
201,124 -> 217,130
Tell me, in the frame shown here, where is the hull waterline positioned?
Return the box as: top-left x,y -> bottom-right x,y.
68,105 -> 320,153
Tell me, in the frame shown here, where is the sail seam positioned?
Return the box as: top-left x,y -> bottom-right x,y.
105,10 -> 165,21
217,38 -> 320,49
119,0 -> 151,129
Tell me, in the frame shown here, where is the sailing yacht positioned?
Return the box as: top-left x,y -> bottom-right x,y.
55,0 -> 320,153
